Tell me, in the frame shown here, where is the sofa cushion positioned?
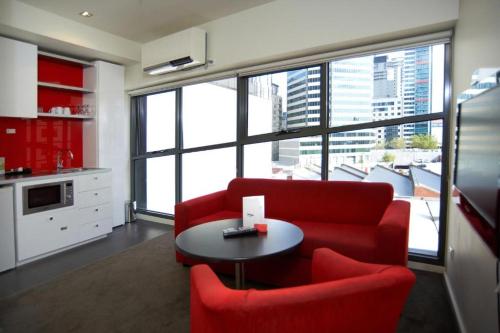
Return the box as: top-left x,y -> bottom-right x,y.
226,178 -> 393,226
189,210 -> 242,229
293,220 -> 378,262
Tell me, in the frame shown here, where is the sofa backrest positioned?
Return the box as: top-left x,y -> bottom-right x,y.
226,178 -> 394,225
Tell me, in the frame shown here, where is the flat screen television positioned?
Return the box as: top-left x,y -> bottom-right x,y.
455,84 -> 500,254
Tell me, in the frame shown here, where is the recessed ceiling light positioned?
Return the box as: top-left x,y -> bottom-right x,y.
79,11 -> 93,18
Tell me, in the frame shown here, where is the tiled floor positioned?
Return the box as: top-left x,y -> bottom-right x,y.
0,220 -> 170,299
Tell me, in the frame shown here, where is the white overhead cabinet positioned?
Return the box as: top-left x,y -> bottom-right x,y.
0,36 -> 37,118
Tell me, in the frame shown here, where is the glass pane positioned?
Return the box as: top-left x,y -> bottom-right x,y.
244,136 -> 322,180
182,78 -> 237,148
182,147 -> 236,201
329,44 -> 445,127
248,66 -> 321,136
328,120 -> 443,256
146,91 -> 176,152
134,156 -> 176,215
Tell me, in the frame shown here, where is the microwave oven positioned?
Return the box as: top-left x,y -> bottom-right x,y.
22,180 -> 74,215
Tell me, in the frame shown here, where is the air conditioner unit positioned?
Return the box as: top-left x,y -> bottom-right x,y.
142,27 -> 206,75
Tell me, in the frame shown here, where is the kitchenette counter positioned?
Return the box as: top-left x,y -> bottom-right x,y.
0,168 -> 111,185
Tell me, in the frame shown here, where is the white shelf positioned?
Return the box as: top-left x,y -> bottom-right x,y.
38,81 -> 94,93
38,50 -> 94,67
37,113 -> 95,120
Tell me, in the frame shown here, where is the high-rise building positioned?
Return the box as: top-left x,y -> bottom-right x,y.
329,57 -> 375,169
271,83 -> 283,161
372,55 -> 404,146
402,46 -> 432,140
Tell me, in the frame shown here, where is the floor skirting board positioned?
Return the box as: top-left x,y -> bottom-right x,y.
444,272 -> 467,333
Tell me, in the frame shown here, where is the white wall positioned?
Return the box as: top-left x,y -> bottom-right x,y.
446,0 -> 500,332
125,0 -> 459,90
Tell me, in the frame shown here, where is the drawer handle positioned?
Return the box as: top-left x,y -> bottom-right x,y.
94,192 -> 98,196
95,224 -> 99,228
95,208 -> 99,212
49,217 -> 54,221
60,226 -> 68,231
94,177 -> 98,180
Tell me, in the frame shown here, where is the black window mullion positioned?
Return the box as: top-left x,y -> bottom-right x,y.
176,87 -> 183,204
237,77 -> 247,177
320,62 -> 329,180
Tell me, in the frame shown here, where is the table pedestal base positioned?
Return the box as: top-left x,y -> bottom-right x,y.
235,262 -> 245,289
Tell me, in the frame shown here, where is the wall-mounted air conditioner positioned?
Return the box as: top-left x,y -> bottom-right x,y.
142,27 -> 206,75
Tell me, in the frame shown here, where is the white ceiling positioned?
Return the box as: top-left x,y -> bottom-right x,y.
17,0 -> 274,43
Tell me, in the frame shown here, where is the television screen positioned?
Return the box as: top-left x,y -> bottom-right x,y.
455,85 -> 500,228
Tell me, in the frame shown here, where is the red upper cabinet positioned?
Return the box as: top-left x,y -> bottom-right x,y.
0,36 -> 37,119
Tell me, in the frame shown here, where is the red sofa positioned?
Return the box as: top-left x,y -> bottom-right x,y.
191,248 -> 416,333
175,178 -> 410,286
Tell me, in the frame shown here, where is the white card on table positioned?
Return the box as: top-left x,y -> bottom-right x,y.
242,195 -> 264,227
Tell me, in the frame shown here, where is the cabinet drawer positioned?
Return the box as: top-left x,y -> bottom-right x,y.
79,203 -> 112,223
79,219 -> 112,242
77,172 -> 112,192
17,210 -> 78,261
78,187 -> 112,208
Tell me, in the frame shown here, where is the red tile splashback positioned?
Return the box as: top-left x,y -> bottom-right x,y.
38,56 -> 83,87
0,117 -> 83,172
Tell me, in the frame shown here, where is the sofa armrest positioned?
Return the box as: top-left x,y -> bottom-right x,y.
312,248 -> 388,283
174,190 -> 227,236
191,264 -> 247,333
375,200 -> 411,265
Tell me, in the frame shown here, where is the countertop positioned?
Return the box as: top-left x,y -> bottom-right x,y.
0,168 -> 111,186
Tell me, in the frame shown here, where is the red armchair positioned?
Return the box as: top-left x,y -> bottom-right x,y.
191,248 -> 416,333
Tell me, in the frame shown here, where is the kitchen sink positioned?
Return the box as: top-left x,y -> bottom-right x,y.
56,168 -> 95,174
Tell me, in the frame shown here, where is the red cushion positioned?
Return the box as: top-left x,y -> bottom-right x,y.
226,178 -> 393,225
189,210 -> 241,228
293,220 -> 378,262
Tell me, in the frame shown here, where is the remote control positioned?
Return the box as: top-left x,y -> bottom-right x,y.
222,226 -> 258,238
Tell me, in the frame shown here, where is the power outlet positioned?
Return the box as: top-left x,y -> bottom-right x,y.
448,246 -> 455,259
6,128 -> 16,134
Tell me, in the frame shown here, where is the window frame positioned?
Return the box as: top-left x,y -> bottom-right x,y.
131,41 -> 452,266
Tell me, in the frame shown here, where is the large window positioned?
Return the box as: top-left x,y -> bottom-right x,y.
244,136 -> 322,180
247,67 -> 322,136
183,79 -> 237,148
131,40 -> 450,264
182,147 -> 236,201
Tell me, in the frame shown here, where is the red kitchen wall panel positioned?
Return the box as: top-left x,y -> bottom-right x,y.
0,117 -> 83,172
38,87 -> 83,114
38,56 -> 83,87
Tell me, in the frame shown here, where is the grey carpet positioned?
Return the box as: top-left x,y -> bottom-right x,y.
0,230 -> 458,333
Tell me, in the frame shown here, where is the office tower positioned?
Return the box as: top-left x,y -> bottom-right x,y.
372,55 -> 404,145
271,83 -> 283,161
329,56 -> 375,169
402,46 -> 432,140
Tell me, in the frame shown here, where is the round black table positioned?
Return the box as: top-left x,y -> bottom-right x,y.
175,218 -> 304,289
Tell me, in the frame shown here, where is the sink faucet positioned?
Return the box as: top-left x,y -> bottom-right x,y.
57,149 -> 74,170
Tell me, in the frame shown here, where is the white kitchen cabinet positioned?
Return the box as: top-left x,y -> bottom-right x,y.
76,169 -> 113,243
83,61 -> 128,227
15,169 -> 113,263
78,187 -> 112,208
17,208 -> 78,261
0,36 -> 37,118
0,186 -> 16,272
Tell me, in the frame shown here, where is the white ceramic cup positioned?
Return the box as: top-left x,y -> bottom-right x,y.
54,106 -> 63,115
63,107 -> 71,115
